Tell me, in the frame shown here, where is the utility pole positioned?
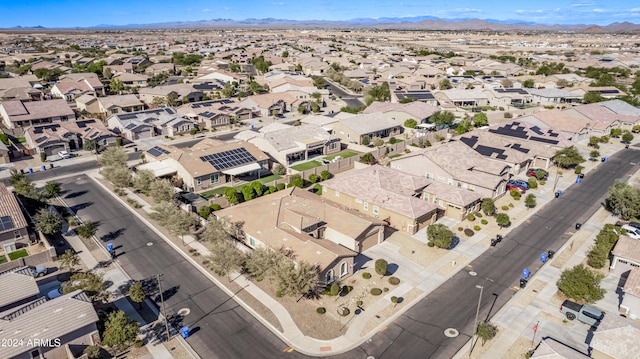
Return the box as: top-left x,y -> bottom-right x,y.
156,274 -> 171,341
469,285 -> 484,358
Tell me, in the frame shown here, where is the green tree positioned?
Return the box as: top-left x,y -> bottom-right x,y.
128,281 -> 146,309
476,322 -> 498,346
431,111 -> 455,127
207,239 -> 244,281
83,345 -> 102,359
272,259 -> 319,297
62,271 -> 107,300
372,137 -> 384,147
109,78 -> 124,94
320,170 -> 331,180
149,179 -> 175,203
590,150 -> 600,160
553,146 -> 585,168
245,246 -> 280,281
34,208 -> 63,235
557,264 -> 605,302
241,185 -> 254,201
583,91 -> 605,104
364,83 -> 391,105
439,78 -> 452,90
361,135 -> 370,146
606,180 -> 640,219
427,223 -> 454,249
42,181 -> 61,199
169,210 -> 198,243
273,164 -> 287,176
525,194 -> 536,208
225,188 -> 239,205
76,221 -> 97,239
133,170 -> 156,193
496,213 -> 510,228
481,198 -> 496,215
375,258 -> 388,277
473,112 -> 489,127
102,311 -> 140,349
523,79 -> 535,88
199,218 -> 231,242
404,119 -> 418,129
251,181 -> 264,197
100,147 -> 128,167
103,166 -> 132,188
510,189 -> 521,200
10,169 -> 36,197
359,153 -> 375,164
622,132 -> 634,143
58,249 -> 80,272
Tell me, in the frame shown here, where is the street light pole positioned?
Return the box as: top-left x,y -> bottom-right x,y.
469,285 -> 484,359
156,274 -> 171,342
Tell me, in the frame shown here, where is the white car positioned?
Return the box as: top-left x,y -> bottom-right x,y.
58,150 -> 72,159
621,225 -> 640,239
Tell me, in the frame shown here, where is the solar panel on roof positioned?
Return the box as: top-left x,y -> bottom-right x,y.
90,132 -> 99,139
199,147 -> 256,170
600,90 -> 619,94
0,216 -> 15,231
35,136 -> 47,143
125,123 -> 137,130
530,126 -> 544,135
489,126 -> 528,139
530,137 -> 559,144
146,146 -> 170,157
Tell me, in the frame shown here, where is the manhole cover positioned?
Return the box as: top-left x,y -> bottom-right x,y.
147,242 -> 153,246
177,308 -> 190,316
469,271 -> 477,276
367,356 -> 375,359
444,328 -> 459,338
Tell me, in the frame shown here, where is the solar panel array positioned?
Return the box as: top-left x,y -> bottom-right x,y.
199,148 -> 256,170
147,146 -> 170,157
35,136 -> 47,143
125,123 -> 137,130
119,113 -> 137,120
0,216 -> 15,231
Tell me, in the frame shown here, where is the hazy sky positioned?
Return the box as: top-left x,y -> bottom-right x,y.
1,0 -> 639,28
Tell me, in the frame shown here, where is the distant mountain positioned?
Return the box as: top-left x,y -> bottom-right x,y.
7,16 -> 640,32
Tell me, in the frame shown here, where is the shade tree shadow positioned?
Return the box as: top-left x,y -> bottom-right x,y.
64,190 -> 88,199
70,202 -> 94,213
100,228 -> 126,242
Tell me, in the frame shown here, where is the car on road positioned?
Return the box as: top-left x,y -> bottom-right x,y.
560,300 -> 604,326
506,183 -> 526,193
526,168 -> 548,180
58,150 -> 72,159
621,225 -> 640,239
507,180 -> 529,191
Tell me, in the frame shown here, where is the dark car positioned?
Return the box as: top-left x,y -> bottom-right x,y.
506,183 -> 526,193
628,222 -> 640,230
526,168 -> 548,180
508,179 -> 530,190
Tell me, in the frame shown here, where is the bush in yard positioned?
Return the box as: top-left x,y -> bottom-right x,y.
356,300 -> 363,307
528,178 -> 538,189
464,228 -> 475,236
476,322 -> 498,346
224,188 -> 239,205
475,212 -> 482,218
481,219 -> 488,225
308,174 -> 319,183
587,224 -> 620,269
40,152 -> 47,162
574,165 -> 584,175
211,203 -> 222,211
525,194 -> 537,208
481,198 -> 496,215
510,189 -> 521,200
509,203 -> 514,208
427,241 -> 435,247
362,272 -> 372,279
321,170 -> 331,180
389,277 -> 401,285
316,307 -> 326,314
276,290 -> 283,298
375,259 -> 388,277
501,205 -> 509,211
199,206 -> 212,219
330,283 -> 340,296
268,185 -> 276,193
370,288 -> 382,295
276,183 -> 285,191
557,264 -> 605,302
427,223 -> 454,249
273,164 -> 287,175
496,213 -> 510,228
473,225 -> 481,231
290,174 -> 304,188
466,214 -> 476,221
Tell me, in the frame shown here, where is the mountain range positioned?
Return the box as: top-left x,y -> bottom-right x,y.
10,17 -> 640,32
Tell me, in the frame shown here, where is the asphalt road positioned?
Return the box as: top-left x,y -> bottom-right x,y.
325,80 -> 365,109
343,148 -> 640,359
56,175 -> 319,359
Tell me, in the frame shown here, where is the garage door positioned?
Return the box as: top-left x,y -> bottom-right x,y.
534,158 -> 548,169
45,145 -> 65,156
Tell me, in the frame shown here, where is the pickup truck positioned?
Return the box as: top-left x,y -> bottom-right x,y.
560,299 -> 604,326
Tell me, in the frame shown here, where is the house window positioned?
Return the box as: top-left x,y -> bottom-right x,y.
424,193 -> 429,201
448,179 -> 453,186
248,235 -> 256,248
364,202 -> 369,211
29,349 -> 42,359
373,205 -> 379,216
14,230 -> 20,239
340,262 -> 348,277
426,173 -> 433,179
355,198 -> 363,204
111,109 -> 118,114
469,185 -> 475,191
197,177 -> 202,186
438,200 -> 444,206
326,269 -> 334,284
335,190 -> 339,197
210,173 -> 219,184
347,133 -> 350,139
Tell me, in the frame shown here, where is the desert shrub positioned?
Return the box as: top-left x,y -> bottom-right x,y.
370,288 -> 382,295
134,340 -> 144,348
510,189 -> 521,200
276,290 -> 283,298
330,283 -> 340,296
427,242 -> 435,247
466,214 -> 476,221
362,272 -> 372,279
276,183 -> 285,191
458,226 -> 463,231
540,180 -> 546,186
574,165 -> 584,174
389,277 -> 401,285
475,212 -> 483,218
509,203 -> 514,208
338,307 -> 350,316
464,228 -> 475,236
308,174 -> 319,183
316,307 -> 326,314
481,219 -> 488,225
356,300 -> 363,306
504,112 -> 512,118
268,185 -> 276,193
211,203 -> 222,211
473,225 -> 481,231
383,287 -> 389,292
528,178 -> 538,189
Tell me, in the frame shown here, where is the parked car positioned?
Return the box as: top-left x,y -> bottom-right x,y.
58,150 -> 72,159
526,168 -> 548,180
560,300 -> 604,326
30,265 -> 47,278
506,183 -> 526,194
621,225 -> 640,239
628,222 -> 640,230
508,180 -> 530,191
46,286 -> 63,299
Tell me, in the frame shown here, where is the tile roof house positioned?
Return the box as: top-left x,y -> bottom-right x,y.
24,119 -> 117,156
487,121 -> 573,152
434,88 -> 492,107
620,267 -> 640,319
138,84 -> 204,105
525,88 -> 582,105
0,99 -> 75,130
589,313 -> 640,359
239,92 -> 297,117
519,110 -> 591,143
322,112 -> 404,145
362,101 -> 439,125
610,235 -> 640,276
96,94 -> 145,116
176,99 -> 253,130
562,103 -> 635,135
50,76 -> 105,101
321,165 -> 443,234
390,141 -> 510,199
106,107 -> 195,140
0,182 -> 29,256
0,290 -> 100,359
530,337 -> 590,359
0,266 -> 39,313
139,139 -> 269,192
112,72 -> 149,88
235,123 -> 341,166
214,187 -> 386,285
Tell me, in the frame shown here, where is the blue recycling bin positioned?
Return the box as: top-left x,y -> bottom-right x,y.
603,157 -> 608,162
522,268 -> 531,279
28,167 -> 33,173
576,177 -> 581,183
180,326 -> 189,339
106,243 -> 113,252
41,165 -> 46,171
540,253 -> 548,263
